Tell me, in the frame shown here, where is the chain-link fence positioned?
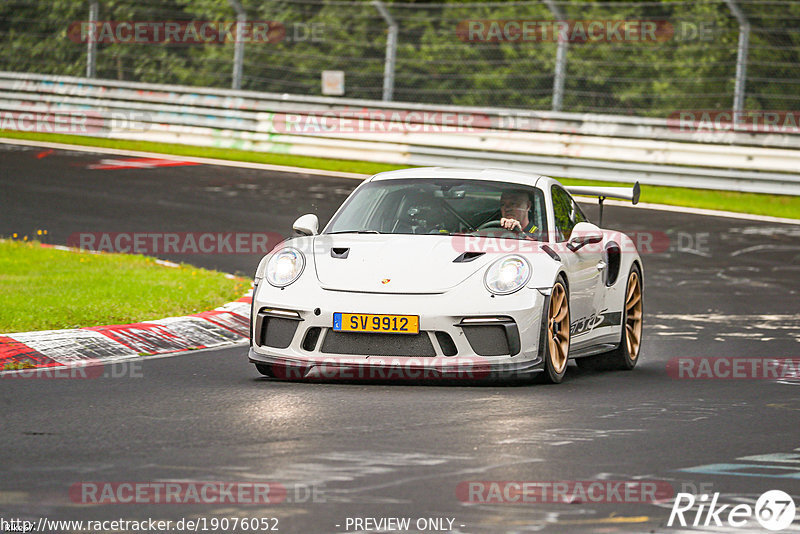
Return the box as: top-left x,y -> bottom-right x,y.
2,0 -> 799,117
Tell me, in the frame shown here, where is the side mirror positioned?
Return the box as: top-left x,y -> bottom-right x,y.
567,222 -> 603,251
293,214 -> 319,236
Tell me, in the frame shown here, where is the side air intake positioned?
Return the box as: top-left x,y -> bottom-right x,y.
453,252 -> 485,263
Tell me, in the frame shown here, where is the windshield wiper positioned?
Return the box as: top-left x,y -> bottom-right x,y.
327,230 -> 382,234
449,230 -> 540,241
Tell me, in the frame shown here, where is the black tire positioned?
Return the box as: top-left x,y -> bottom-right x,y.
576,264 -> 643,372
539,276 -> 570,384
254,363 -> 275,377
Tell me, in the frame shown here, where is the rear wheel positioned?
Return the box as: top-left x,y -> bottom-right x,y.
576,265 -> 643,371
540,277 -> 570,384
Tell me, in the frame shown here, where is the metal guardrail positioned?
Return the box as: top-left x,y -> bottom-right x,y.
1,71 -> 799,195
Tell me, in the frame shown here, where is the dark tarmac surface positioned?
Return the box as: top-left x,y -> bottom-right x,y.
1,143 -> 799,533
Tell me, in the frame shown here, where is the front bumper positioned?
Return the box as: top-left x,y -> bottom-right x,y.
249,280 -> 548,381
249,348 -> 544,381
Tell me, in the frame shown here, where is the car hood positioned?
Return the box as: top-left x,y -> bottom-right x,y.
313,234 -> 496,293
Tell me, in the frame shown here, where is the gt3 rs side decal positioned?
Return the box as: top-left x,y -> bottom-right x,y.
570,309 -> 622,337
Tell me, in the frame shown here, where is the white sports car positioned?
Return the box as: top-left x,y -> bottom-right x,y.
249,167 -> 643,383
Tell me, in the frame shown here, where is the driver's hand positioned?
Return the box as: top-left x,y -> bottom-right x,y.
500,218 -> 522,231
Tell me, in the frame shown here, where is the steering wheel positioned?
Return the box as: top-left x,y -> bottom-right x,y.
478,220 -> 512,230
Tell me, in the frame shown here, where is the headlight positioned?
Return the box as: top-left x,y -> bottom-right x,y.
484,255 -> 531,295
266,248 -> 305,287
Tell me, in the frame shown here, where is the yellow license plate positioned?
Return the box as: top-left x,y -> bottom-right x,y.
333,313 -> 419,334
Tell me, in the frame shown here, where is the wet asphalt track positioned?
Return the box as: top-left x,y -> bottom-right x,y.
1,143 -> 800,533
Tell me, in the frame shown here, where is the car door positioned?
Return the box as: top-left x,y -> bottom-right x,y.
550,185 -> 604,345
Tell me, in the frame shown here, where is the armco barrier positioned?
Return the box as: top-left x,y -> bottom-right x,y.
1,71 -> 799,195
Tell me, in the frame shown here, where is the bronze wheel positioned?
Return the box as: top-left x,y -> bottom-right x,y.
576,265 -> 643,372
541,278 -> 570,383
624,270 -> 643,362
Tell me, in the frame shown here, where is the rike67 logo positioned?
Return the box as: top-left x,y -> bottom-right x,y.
668,490 -> 796,531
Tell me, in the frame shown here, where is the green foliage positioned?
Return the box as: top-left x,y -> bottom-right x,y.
1,0 -> 798,115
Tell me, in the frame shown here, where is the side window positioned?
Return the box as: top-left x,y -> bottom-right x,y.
551,185 -> 583,241
531,191 -> 548,239
572,198 -> 588,225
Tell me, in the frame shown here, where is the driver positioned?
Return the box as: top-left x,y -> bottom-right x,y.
500,191 -> 537,233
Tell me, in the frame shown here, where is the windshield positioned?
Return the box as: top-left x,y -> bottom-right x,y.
324,178 -> 548,240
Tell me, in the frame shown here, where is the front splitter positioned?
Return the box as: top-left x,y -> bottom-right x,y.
248,348 -> 544,382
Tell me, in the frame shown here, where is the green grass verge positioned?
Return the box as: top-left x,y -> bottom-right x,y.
2,130 -> 798,219
0,239 -> 249,333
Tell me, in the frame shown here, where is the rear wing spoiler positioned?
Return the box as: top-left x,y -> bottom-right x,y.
565,182 -> 640,227
565,182 -> 640,204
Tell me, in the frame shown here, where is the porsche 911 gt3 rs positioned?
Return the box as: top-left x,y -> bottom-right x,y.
248,167 -> 643,383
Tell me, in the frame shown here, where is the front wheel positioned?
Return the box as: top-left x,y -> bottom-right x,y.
540,277 -> 570,384
576,265 -> 643,372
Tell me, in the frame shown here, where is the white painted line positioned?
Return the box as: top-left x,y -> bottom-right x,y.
154,258 -> 180,268
4,136 -> 796,223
